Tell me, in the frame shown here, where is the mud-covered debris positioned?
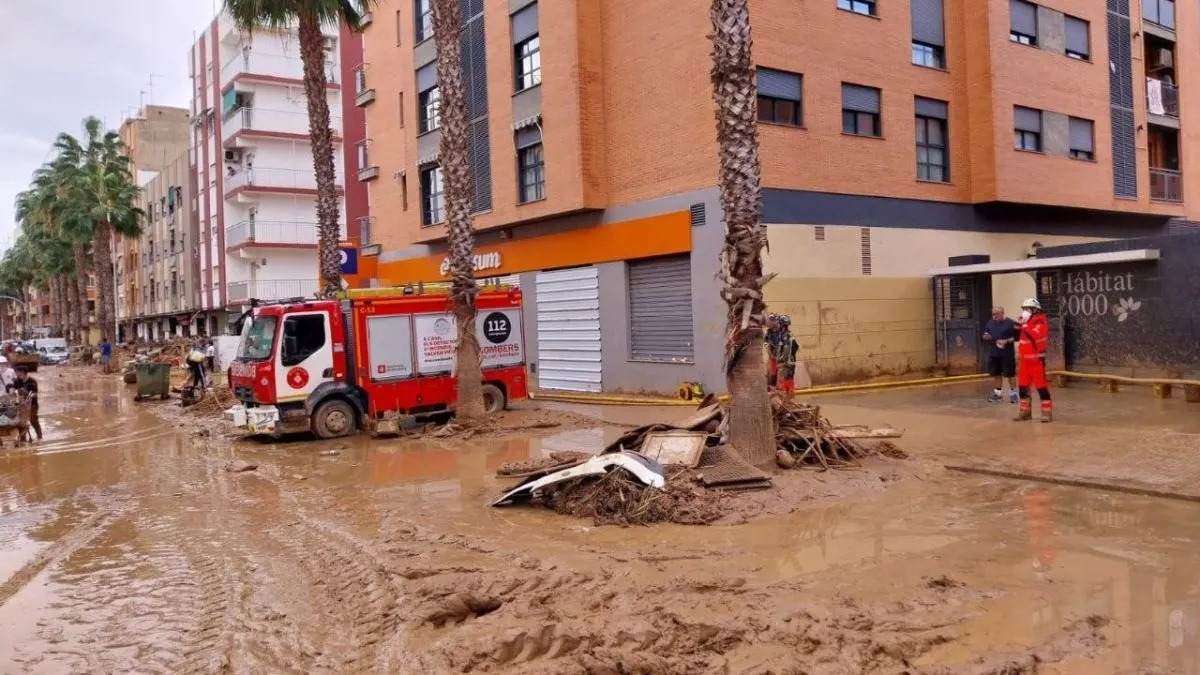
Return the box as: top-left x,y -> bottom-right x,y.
319,450 -> 341,457
925,575 -> 965,590
224,460 -> 257,473
493,452 -> 665,507
496,451 -> 592,477
540,467 -> 728,526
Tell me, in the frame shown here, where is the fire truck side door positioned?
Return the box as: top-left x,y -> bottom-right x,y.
276,311 -> 334,403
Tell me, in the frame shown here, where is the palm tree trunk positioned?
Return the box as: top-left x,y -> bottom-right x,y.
93,221 -> 116,343
710,0 -> 775,466
66,276 -> 80,344
297,12 -> 343,298
72,242 -> 91,344
431,0 -> 485,420
51,276 -> 64,338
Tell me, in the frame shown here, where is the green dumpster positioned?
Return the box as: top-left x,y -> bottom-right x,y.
135,363 -> 171,401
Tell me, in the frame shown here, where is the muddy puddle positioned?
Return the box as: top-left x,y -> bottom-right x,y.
1,372 -> 1199,673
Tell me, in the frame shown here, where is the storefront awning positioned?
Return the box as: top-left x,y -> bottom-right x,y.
929,249 -> 1159,276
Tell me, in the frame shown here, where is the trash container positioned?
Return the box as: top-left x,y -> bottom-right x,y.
135,362 -> 171,401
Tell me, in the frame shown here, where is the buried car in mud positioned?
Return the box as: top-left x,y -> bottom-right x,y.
225,286 -> 529,440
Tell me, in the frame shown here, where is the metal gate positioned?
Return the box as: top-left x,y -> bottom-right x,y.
933,275 -> 983,375
534,266 -> 602,392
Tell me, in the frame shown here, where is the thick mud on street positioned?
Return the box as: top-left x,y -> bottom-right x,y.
2,373 -> 1200,673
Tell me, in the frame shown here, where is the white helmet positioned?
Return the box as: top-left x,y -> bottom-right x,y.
1021,297 -> 1041,310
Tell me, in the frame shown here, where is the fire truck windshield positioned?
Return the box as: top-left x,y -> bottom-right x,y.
238,315 -> 278,361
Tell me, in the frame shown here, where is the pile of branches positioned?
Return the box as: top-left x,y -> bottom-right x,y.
770,391 -> 907,469
538,466 -> 727,526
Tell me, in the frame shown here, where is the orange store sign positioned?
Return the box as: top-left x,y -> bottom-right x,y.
378,210 -> 692,284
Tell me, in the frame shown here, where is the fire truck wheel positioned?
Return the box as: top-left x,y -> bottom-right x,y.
313,399 -> 357,439
481,383 -> 506,414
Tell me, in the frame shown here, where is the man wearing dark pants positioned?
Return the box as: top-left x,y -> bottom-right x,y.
8,366 -> 41,441
983,307 -> 1018,403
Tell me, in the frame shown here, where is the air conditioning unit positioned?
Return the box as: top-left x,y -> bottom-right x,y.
225,149 -> 242,162
1153,48 -> 1174,69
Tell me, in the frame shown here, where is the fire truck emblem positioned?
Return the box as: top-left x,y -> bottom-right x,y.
286,367 -> 309,389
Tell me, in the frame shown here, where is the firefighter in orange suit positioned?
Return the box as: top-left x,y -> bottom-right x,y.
1014,297 -> 1053,422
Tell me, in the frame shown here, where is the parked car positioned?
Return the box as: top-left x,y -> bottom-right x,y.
39,346 -> 69,366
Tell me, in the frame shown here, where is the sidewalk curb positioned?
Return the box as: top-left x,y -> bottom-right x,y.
945,464 -> 1200,503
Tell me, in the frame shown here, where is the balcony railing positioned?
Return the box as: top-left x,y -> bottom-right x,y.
222,107 -> 343,140
1146,78 -> 1179,117
224,167 -> 343,194
220,52 -> 339,86
227,279 -> 319,303
357,216 -> 376,246
1150,168 -> 1183,202
226,220 -> 321,248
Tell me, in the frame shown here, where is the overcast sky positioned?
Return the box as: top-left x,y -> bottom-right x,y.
0,0 -> 217,252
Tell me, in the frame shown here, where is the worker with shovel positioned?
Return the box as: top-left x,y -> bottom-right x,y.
1014,298 -> 1053,422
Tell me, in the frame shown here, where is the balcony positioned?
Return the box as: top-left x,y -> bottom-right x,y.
1150,168 -> 1183,202
223,107 -> 343,144
354,66 -> 376,107
1146,79 -> 1179,119
224,167 -> 344,196
226,220 -> 321,249
227,279 -> 319,303
220,53 -> 339,88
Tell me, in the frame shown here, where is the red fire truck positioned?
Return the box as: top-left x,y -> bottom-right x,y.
224,286 -> 528,438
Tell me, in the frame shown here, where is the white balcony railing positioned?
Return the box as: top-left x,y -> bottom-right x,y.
222,107 -> 343,140
226,220 -> 321,248
227,279 -> 319,303
220,52 -> 339,86
224,167 -> 343,194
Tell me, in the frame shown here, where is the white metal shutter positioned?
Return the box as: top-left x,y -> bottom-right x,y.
628,256 -> 694,362
535,266 -> 601,392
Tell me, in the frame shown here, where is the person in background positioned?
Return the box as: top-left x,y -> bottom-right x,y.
764,314 -> 782,387
187,342 -> 208,389
0,356 -> 14,391
1014,298 -> 1053,423
8,366 -> 41,441
770,315 -> 800,396
99,337 -> 112,372
205,341 -> 216,372
982,306 -> 1018,403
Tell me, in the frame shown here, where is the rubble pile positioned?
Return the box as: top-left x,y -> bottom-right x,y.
494,392 -> 907,526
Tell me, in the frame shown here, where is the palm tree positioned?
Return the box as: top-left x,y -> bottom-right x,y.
14,183 -> 81,341
223,0 -> 377,297
710,0 -> 775,466
53,117 -> 143,345
430,0 -> 485,420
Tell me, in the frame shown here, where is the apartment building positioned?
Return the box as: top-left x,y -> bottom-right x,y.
188,12 -> 368,335
118,105 -> 192,341
357,0 -> 1198,393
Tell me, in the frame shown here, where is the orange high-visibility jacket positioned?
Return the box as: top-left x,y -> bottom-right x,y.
1017,312 -> 1049,357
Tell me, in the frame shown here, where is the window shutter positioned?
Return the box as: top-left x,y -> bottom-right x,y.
628,256 -> 694,362
511,3 -> 538,43
915,97 -> 948,119
1069,117 -> 1094,152
1065,16 -> 1089,55
756,68 -> 802,101
470,118 -> 492,213
910,0 -> 945,46
466,18 -> 489,119
416,63 -> 436,92
1010,0 -> 1037,35
842,84 -> 881,114
1014,106 -> 1042,132
515,125 -> 541,148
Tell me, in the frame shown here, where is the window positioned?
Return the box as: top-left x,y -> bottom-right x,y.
281,314 -> 326,366
837,0 -> 876,16
420,165 -> 444,225
1010,0 -> 1038,45
357,141 -> 370,169
1014,106 -> 1043,152
512,4 -> 540,91
415,0 -> 432,42
398,91 -> 404,127
842,83 -> 882,137
1064,16 -> 1089,59
1144,0 -> 1175,30
915,97 -> 949,182
354,66 -> 368,95
912,41 -> 945,68
516,127 -> 545,203
911,0 -> 945,68
628,256 -> 694,363
417,63 -> 440,133
395,9 -> 403,45
1069,117 -> 1094,160
756,68 -> 803,127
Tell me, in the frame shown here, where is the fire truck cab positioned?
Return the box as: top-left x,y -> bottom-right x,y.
224,287 -> 529,438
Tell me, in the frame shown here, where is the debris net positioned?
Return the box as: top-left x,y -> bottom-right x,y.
539,466 -> 728,526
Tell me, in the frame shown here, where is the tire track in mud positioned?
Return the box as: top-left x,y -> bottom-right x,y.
264,505 -> 402,673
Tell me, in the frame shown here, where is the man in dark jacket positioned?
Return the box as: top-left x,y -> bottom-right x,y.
8,366 -> 41,441
982,307 -> 1018,403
